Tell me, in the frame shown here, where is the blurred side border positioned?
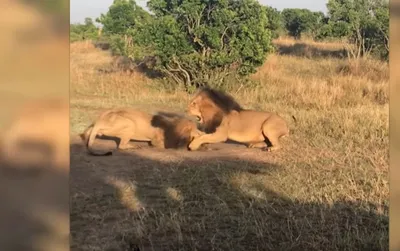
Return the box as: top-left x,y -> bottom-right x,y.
0,0 -> 70,251
390,0 -> 400,250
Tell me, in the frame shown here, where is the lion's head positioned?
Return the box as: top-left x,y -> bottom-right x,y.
187,87 -> 243,133
151,112 -> 203,149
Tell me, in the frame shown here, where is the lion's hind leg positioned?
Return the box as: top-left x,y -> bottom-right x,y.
261,117 -> 289,152
150,131 -> 165,149
117,131 -> 141,150
114,122 -> 141,150
261,134 -> 282,152
118,138 -> 141,150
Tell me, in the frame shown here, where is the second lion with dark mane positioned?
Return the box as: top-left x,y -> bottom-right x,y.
186,87 -> 290,151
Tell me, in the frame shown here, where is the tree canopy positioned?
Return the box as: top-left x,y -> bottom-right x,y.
96,0 -> 275,89
70,18 -> 99,42
326,0 -> 389,59
96,0 -> 152,36
281,8 -> 325,39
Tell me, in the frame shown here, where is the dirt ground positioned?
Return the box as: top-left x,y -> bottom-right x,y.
70,135 -> 387,251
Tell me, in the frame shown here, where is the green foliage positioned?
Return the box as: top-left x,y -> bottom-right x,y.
95,0 -> 153,60
326,0 -> 389,60
371,1 -> 389,59
264,6 -> 284,39
83,0 -> 389,92
70,18 -> 99,43
96,0 -> 151,36
132,0 -> 274,90
281,8 -> 326,39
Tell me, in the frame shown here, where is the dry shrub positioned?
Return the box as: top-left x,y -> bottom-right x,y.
337,58 -> 389,82
273,37 -> 348,59
249,44 -> 388,109
70,40 -> 97,54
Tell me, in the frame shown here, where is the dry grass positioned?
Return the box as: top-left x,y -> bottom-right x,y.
70,38 -> 389,251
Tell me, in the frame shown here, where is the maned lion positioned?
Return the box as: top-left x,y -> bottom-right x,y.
186,87 -> 290,152
80,108 -> 204,155
151,111 -> 205,149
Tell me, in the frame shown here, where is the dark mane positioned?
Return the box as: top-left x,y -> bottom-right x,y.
199,87 -> 243,113
151,112 -> 192,149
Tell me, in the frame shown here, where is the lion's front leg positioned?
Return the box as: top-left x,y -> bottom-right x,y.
189,129 -> 205,141
188,131 -> 228,151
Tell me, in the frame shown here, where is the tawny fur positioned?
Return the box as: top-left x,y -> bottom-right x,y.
0,98 -> 70,170
80,108 -> 204,155
186,87 -> 290,152
151,111 -> 205,149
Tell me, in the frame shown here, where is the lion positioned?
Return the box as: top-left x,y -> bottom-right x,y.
0,98 -> 69,170
151,111 -> 205,149
80,108 -> 204,155
186,87 -> 290,152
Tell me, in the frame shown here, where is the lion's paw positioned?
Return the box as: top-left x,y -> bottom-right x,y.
188,142 -> 200,151
262,146 -> 279,152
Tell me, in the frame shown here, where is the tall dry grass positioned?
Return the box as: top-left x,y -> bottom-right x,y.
70,37 -> 389,250
70,36 -> 389,174
70,37 -> 389,178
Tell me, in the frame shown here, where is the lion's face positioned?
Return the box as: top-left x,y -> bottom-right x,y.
187,96 -> 204,124
187,93 -> 224,134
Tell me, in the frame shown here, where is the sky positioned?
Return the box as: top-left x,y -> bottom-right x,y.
70,0 -> 328,24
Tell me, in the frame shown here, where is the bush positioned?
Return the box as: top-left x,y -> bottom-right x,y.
70,18 -> 99,43
281,8 -> 326,39
131,0 -> 274,90
326,0 -> 389,60
264,6 -> 285,39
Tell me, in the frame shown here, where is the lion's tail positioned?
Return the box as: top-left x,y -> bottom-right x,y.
86,119 -> 113,156
291,115 -> 297,124
80,124 -> 93,143
285,115 -> 297,136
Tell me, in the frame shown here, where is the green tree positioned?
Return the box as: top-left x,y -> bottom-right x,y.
133,0 -> 274,90
96,0 -> 151,36
95,0 -> 153,57
281,8 -> 326,39
70,18 -> 99,42
326,0 -> 389,60
372,1 -> 389,59
264,6 -> 284,39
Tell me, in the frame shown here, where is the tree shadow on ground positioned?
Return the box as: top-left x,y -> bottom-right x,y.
70,141 -> 388,251
276,43 -> 348,59
94,41 -> 111,51
0,147 -> 69,251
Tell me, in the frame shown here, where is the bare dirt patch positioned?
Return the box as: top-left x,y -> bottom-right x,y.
70,135 -> 387,251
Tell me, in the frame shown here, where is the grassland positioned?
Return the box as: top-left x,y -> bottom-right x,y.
70,37 -> 389,251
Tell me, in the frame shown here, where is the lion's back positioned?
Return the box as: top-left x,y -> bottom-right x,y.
228,110 -> 288,132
